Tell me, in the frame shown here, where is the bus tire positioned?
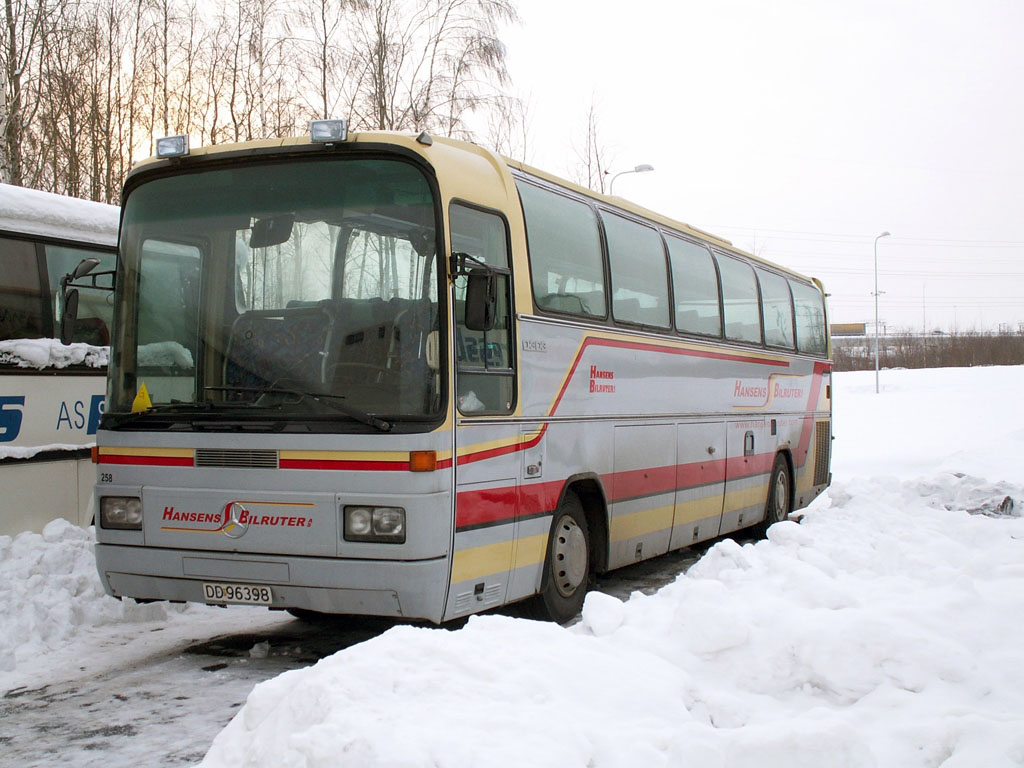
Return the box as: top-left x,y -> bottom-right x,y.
534,492 -> 591,623
761,454 -> 792,533
286,608 -> 338,623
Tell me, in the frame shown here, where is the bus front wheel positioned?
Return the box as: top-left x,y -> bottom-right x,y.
534,491 -> 591,623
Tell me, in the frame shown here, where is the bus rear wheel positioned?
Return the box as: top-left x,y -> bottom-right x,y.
533,492 -> 591,623
761,454 -> 792,532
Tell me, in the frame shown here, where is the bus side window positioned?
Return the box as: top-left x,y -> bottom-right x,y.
790,279 -> 827,356
450,204 -> 514,414
666,235 -> 722,337
516,181 -> 606,319
756,267 -> 795,349
0,237 -> 48,341
600,211 -> 670,329
716,253 -> 762,344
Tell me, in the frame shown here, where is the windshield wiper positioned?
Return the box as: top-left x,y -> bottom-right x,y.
204,385 -> 392,432
103,401 -> 211,429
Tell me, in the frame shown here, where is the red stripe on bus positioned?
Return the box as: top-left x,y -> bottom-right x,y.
455,480 -> 564,530
98,455 -> 194,467
456,428 -> 546,467
280,459 -> 411,472
279,457 -> 455,472
796,361 -> 830,456
455,451 -> 781,531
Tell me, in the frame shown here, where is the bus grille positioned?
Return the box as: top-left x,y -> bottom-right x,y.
813,422 -> 831,486
194,449 -> 279,469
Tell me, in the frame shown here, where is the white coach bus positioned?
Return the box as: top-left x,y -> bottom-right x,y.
90,125 -> 831,623
0,183 -> 119,535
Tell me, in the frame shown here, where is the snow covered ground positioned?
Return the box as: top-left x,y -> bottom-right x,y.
2,365 -> 1023,767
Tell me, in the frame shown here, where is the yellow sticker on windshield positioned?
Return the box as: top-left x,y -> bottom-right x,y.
131,382 -> 153,413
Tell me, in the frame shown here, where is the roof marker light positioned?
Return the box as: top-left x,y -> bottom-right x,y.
155,134 -> 189,158
311,119 -> 348,143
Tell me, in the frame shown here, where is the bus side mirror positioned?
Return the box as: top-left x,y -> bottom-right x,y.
72,257 -> 102,280
58,256 -> 102,346
60,289 -> 80,345
464,269 -> 496,332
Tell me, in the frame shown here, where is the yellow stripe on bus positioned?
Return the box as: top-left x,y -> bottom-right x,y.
672,495 -> 726,526
97,446 -> 194,458
450,539 -> 514,585
723,482 -> 770,513
450,532 -> 551,585
610,503 -> 674,542
611,485 -> 769,544
512,532 -> 548,572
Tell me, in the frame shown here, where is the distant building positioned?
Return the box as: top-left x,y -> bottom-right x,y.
830,322 -> 866,337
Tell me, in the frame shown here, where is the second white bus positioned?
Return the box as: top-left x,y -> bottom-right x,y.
0,183 -> 119,535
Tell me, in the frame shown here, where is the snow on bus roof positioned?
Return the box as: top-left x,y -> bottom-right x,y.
0,183 -> 119,247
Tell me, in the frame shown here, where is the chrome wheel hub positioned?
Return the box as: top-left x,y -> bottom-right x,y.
552,514 -> 587,597
774,472 -> 789,521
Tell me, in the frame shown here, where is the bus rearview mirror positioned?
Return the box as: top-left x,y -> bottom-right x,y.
60,289 -> 80,345
464,270 -> 496,332
249,214 -> 295,248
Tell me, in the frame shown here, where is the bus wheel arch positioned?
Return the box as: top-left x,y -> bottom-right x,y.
562,474 -> 608,575
530,476 -> 607,623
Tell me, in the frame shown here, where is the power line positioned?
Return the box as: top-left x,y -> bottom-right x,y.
709,224 -> 1024,247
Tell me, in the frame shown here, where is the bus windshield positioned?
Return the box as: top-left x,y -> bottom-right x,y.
108,156 -> 443,430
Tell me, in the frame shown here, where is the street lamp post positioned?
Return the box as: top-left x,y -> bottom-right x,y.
607,164 -> 654,195
873,230 -> 891,394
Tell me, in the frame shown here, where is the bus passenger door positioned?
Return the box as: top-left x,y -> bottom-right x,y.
444,203 -> 518,621
448,450 -> 516,618
670,422 -> 727,549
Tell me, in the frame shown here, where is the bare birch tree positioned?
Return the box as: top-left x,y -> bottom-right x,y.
572,97 -> 612,193
2,0 -> 522,199
343,0 -> 517,134
1,0 -> 55,185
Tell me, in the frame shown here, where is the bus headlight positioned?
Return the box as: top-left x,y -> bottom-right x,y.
343,506 -> 406,543
100,496 -> 143,530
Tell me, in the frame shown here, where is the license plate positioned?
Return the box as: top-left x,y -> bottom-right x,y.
201,582 -> 273,605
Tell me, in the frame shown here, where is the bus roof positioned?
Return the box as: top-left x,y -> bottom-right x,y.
0,183 -> 119,248
128,131 -> 817,285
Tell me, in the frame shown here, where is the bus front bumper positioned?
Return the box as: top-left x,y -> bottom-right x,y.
95,543 -> 451,624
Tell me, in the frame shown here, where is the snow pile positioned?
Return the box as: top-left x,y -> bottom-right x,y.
0,182 -> 119,246
138,341 -> 194,369
199,471 -> 1024,767
0,443 -> 95,460
0,520 -> 181,673
0,338 -> 108,369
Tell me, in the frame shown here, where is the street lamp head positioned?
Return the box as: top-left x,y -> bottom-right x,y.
607,164 -> 655,195
879,231 -> 891,238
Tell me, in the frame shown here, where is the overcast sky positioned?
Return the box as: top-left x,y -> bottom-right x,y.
498,0 -> 1024,332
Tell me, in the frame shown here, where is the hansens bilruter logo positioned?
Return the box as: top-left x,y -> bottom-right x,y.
160,501 -> 315,534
